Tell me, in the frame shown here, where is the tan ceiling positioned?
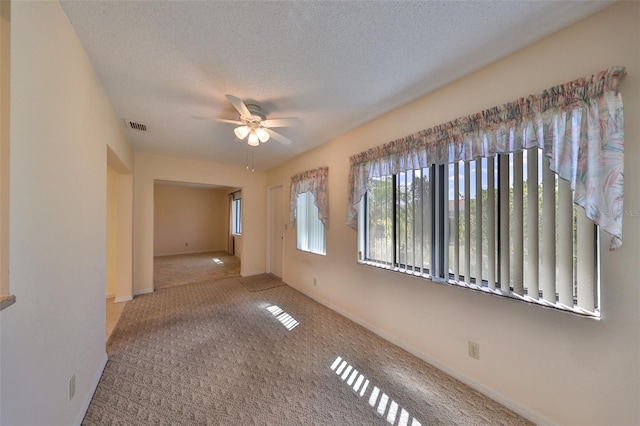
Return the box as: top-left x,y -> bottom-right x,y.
60,1 -> 611,171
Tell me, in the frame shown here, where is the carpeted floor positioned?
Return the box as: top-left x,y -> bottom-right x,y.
238,273 -> 285,292
84,278 -> 532,425
154,251 -> 240,290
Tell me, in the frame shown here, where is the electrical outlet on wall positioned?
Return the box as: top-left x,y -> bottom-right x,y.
468,341 -> 480,360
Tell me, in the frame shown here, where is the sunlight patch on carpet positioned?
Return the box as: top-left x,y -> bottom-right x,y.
330,356 -> 422,426
266,305 -> 299,330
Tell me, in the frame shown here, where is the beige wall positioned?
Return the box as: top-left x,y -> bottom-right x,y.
0,1 -> 133,425
267,3 -> 640,425
154,184 -> 229,256
133,152 -> 266,294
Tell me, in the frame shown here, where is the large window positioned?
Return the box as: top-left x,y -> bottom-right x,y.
351,68 -> 625,318
360,148 -> 600,316
296,192 -> 326,255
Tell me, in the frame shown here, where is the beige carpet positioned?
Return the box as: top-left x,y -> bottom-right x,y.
238,273 -> 285,292
154,251 -> 240,290
83,278 -> 532,425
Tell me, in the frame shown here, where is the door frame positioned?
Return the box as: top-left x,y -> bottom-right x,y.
107,147 -> 133,304
267,183 -> 284,278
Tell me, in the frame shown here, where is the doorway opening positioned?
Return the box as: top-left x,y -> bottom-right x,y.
152,180 -> 241,290
268,184 -> 284,279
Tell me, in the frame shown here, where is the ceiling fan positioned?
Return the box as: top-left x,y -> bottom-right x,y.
202,95 -> 302,146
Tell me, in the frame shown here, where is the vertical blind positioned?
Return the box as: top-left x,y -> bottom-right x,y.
361,148 -> 599,315
297,192 -> 326,255
445,150 -> 598,313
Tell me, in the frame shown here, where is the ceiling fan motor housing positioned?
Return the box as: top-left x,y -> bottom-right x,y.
224,94 -> 297,145
245,104 -> 266,121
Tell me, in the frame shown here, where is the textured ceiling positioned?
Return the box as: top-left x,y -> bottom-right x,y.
60,1 -> 611,171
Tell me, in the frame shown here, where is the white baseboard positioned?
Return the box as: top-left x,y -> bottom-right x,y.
114,295 -> 133,303
74,352 -> 108,426
289,282 -> 553,426
154,249 -> 223,257
134,288 -> 154,296
240,270 -> 266,277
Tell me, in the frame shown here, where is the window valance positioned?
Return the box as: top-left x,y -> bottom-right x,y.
290,167 -> 329,226
347,67 -> 626,249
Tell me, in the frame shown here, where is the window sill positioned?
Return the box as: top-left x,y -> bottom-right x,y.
296,248 -> 326,256
0,294 -> 15,311
358,260 -> 600,319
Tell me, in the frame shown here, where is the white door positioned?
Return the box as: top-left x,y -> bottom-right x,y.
269,185 -> 284,278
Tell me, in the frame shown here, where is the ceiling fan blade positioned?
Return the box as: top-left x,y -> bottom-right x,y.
214,118 -> 243,125
262,117 -> 302,128
190,115 -> 242,125
225,94 -> 252,118
265,128 -> 292,145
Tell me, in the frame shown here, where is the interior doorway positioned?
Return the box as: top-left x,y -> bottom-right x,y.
268,184 -> 284,278
152,180 -> 241,290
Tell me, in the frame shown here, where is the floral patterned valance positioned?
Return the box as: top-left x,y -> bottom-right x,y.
290,167 -> 329,227
347,67 -> 626,249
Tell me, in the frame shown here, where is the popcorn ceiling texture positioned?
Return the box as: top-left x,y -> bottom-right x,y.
59,1 -> 609,170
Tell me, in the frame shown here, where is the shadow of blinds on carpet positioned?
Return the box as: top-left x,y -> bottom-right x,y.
330,356 -> 422,426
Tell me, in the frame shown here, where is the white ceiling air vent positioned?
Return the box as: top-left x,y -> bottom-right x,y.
123,119 -> 148,132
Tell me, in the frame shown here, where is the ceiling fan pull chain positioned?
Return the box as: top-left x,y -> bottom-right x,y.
245,147 -> 255,172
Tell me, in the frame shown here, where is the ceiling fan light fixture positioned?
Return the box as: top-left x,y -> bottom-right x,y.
234,125 -> 250,140
247,131 -> 260,146
222,95 -> 300,147
256,128 -> 270,143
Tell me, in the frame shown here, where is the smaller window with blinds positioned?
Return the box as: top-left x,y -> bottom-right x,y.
232,198 -> 242,235
296,192 -> 326,255
290,166 -> 329,256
